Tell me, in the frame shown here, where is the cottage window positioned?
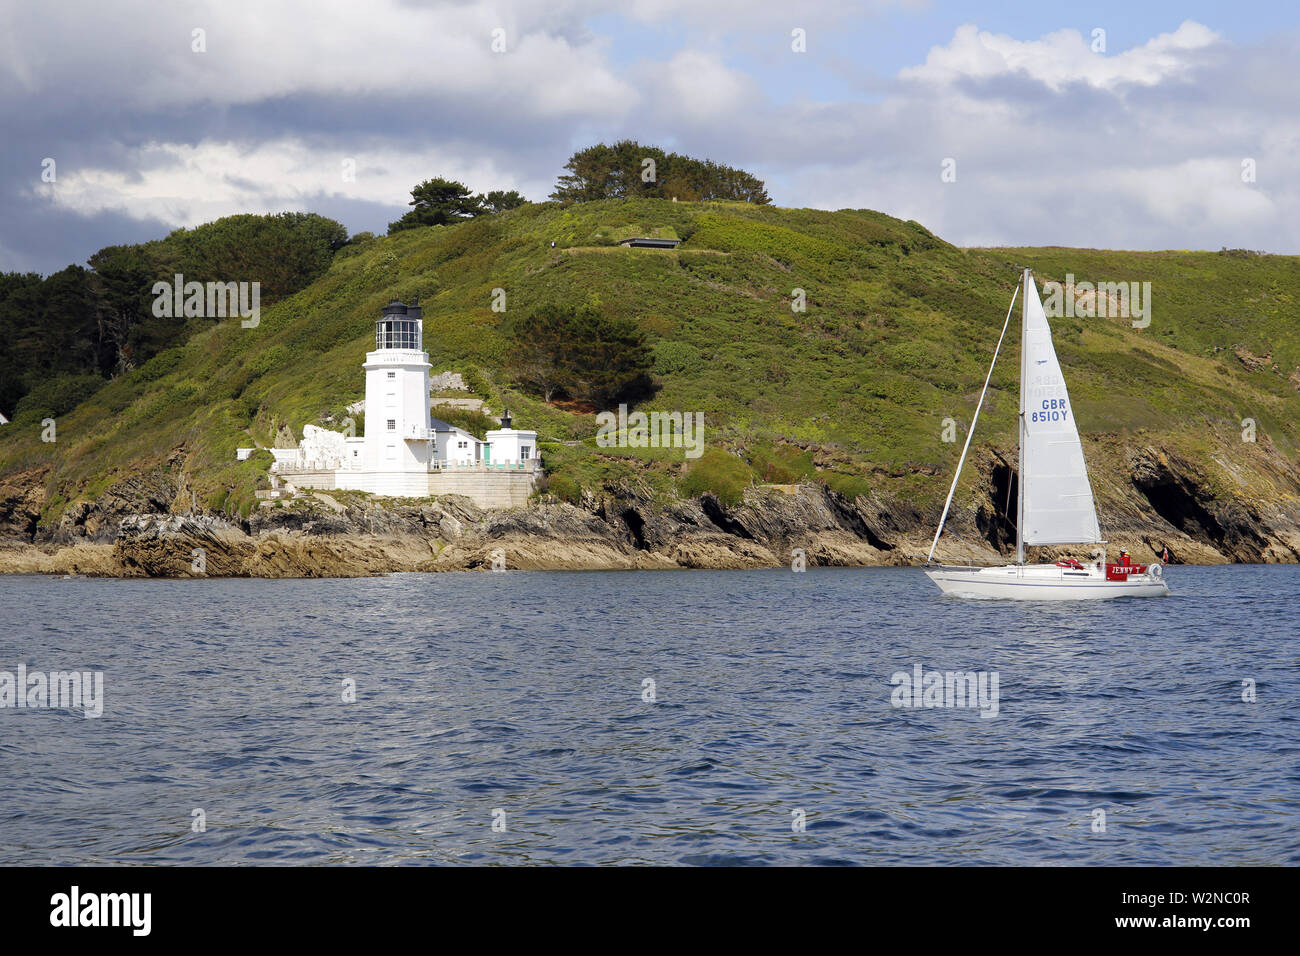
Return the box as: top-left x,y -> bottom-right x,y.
387,419 -> 396,431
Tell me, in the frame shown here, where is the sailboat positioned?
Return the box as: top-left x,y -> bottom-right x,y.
925,269 -> 1169,600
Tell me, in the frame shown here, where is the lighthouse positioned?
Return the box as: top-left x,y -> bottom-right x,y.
349,299 -> 434,494
276,298 -> 542,506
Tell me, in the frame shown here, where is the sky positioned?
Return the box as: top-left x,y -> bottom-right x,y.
2,0 -> 1297,274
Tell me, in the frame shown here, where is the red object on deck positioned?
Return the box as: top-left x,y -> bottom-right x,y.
1106,563 -> 1147,581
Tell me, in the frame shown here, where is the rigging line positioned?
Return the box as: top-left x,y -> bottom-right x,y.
1002,468 -> 1014,526
943,525 -> 983,552
927,282 -> 1021,563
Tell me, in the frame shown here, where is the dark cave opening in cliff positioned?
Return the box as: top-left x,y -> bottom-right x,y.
976,462 -> 1018,553
621,508 -> 648,550
700,496 -> 752,538
1133,473 -> 1222,544
1130,469 -> 1271,562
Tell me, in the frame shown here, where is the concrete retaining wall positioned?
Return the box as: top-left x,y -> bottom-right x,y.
283,468 -> 538,507
335,470 -> 431,497
282,470 -> 337,490
427,470 -> 536,508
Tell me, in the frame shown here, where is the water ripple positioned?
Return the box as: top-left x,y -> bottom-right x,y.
0,566 -> 1297,865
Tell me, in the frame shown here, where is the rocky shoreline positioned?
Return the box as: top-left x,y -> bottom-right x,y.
3,440 -> 1299,577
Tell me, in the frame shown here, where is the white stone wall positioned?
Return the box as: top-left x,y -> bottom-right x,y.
329,468 -> 537,506
269,448 -> 298,471
336,469 -> 435,497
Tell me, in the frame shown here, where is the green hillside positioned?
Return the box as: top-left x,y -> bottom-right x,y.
3,199 -> 1299,529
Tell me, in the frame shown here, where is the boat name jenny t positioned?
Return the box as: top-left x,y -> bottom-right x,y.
924,269 -> 1169,601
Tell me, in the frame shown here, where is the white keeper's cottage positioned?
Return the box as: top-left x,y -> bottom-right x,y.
267,299 -> 540,507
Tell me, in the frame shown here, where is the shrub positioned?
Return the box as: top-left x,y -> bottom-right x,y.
546,473 -> 581,503
430,405 -> 496,440
823,471 -> 871,501
680,447 -> 754,506
13,373 -> 105,421
248,344 -> 292,379
750,441 -> 814,483
461,365 -> 492,399
652,340 -> 703,376
135,347 -> 186,383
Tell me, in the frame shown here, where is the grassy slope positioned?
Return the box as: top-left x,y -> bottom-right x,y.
2,199 -> 1299,528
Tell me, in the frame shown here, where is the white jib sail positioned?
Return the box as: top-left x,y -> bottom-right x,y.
1020,275 -> 1102,545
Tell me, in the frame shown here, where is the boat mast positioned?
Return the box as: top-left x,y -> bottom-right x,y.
1016,268 -> 1028,566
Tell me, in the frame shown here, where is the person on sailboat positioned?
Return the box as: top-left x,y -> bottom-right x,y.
1119,550 -> 1131,567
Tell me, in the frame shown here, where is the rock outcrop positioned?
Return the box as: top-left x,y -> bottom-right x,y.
2,435 -> 1299,577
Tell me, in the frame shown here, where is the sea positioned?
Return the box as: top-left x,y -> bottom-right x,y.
1,565 -> 1296,866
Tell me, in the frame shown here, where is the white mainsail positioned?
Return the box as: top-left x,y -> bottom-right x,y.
1018,274 -> 1102,546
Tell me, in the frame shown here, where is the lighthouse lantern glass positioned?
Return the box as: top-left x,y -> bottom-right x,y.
377,318 -> 421,350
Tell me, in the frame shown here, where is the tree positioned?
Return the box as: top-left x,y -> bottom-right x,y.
504,305 -> 654,408
388,178 -> 483,233
566,310 -> 655,406
551,143 -> 620,203
550,141 -> 771,205
86,251 -> 150,374
388,180 -> 529,233
0,211 -> 349,416
480,190 -> 528,214
503,307 -> 570,403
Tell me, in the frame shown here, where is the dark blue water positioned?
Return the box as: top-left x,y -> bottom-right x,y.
1,565 -> 1296,865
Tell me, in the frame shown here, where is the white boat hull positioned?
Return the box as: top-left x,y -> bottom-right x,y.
926,563 -> 1168,600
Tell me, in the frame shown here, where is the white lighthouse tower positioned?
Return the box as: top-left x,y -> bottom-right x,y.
271,297 -> 543,506
340,298 -> 434,496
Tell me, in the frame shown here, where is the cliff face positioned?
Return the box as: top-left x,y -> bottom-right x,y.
1,435 -> 1297,577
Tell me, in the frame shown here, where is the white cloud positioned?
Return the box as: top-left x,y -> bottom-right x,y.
621,0 -> 920,31
900,20 -> 1219,91
737,20 -> 1298,253
653,50 -> 759,124
1104,159 -> 1277,229
35,139 -> 545,228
